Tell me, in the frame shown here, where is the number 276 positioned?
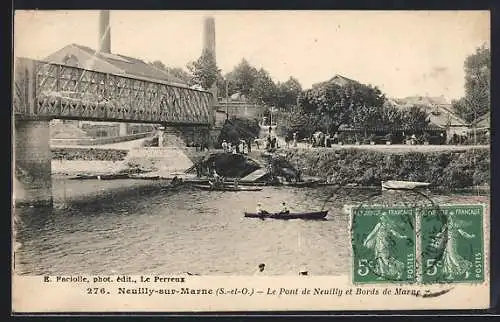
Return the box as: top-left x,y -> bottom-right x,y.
87,288 -> 107,294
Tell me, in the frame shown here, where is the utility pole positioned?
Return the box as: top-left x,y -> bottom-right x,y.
474,104 -> 477,145
225,80 -> 229,120
270,106 -> 276,127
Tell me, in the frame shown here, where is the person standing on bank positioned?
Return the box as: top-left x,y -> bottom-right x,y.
254,263 -> 266,275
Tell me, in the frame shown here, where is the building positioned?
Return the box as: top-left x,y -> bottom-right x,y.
45,44 -> 188,86
45,11 -> 188,138
216,94 -> 266,121
472,112 -> 490,130
45,43 -> 190,137
390,96 -> 470,142
312,74 -> 360,89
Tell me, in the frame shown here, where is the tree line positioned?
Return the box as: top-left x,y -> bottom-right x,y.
149,49 -> 302,111
150,44 -> 490,138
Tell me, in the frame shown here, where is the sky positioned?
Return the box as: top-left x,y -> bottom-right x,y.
14,10 -> 490,101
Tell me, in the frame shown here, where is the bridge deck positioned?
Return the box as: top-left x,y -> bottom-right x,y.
14,58 -> 214,126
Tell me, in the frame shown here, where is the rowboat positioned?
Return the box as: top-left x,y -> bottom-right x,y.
244,210 -> 328,220
282,181 -> 319,188
381,180 -> 431,191
192,184 -> 263,192
71,174 -> 130,180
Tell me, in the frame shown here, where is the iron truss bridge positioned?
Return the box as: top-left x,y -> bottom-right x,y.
13,58 -> 214,126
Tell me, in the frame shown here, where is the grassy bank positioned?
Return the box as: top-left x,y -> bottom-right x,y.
284,147 -> 490,188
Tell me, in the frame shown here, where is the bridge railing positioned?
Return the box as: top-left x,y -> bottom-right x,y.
13,58 -> 214,126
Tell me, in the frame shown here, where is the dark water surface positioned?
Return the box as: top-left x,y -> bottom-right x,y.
14,180 -> 489,276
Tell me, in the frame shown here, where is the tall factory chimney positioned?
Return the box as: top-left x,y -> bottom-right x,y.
98,10 -> 111,53
203,16 -> 216,61
203,16 -> 217,102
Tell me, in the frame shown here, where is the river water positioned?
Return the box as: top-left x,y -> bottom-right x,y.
13,180 -> 489,276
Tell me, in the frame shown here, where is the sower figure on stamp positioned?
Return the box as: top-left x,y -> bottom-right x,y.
431,215 -> 475,280
363,215 -> 408,280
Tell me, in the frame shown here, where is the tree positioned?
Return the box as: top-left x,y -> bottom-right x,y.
164,67 -> 192,84
252,68 -> 278,105
150,60 -> 167,70
216,71 -> 227,99
218,117 -> 260,145
187,49 -> 219,90
382,101 -> 404,128
276,77 -> 302,110
452,44 -> 490,123
401,105 -> 430,131
149,60 -> 192,84
225,59 -> 258,97
276,106 -> 319,139
298,80 -> 386,132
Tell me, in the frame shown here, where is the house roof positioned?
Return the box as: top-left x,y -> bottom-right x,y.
472,112 -> 490,128
312,74 -> 360,88
389,98 -> 468,128
45,44 -> 188,86
425,105 -> 469,128
392,95 -> 451,106
329,74 -> 360,86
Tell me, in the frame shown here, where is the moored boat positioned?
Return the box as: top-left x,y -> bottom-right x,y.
381,180 -> 431,191
244,210 -> 328,220
192,184 -> 263,192
282,181 -> 319,188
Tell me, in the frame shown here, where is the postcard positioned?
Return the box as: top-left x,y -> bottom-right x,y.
12,10 -> 491,313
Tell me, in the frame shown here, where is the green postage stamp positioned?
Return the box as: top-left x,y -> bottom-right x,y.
351,207 -> 417,284
420,205 -> 484,284
351,204 -> 484,284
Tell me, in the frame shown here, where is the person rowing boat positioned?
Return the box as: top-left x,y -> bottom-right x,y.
279,202 -> 290,214
256,203 -> 269,215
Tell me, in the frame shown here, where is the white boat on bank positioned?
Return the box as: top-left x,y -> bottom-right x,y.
381,180 -> 431,191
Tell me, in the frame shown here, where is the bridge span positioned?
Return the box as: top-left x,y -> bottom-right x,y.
13,58 -> 220,207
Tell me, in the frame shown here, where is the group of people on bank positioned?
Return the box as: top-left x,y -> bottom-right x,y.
208,166 -> 225,189
221,139 -> 251,154
206,164 -> 241,190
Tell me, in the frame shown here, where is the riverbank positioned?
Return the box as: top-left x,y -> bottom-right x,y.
48,145 -> 490,189
283,147 -> 490,188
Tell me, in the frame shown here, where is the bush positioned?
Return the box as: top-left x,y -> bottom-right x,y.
52,148 -> 128,161
190,152 -> 261,178
283,148 -> 489,188
218,118 -> 260,147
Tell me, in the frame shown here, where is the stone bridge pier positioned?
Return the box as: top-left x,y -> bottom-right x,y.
157,125 -> 221,148
14,118 -> 53,208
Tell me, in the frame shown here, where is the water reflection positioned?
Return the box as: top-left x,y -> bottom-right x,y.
13,181 -> 489,276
